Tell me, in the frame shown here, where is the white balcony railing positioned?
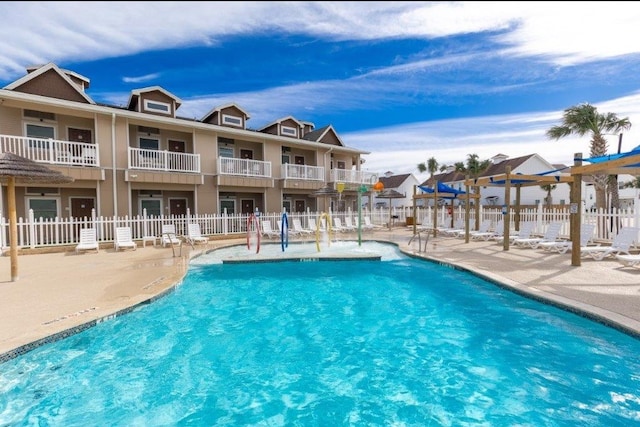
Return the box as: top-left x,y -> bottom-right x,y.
129,147 -> 200,173
219,157 -> 271,178
331,169 -> 378,185
281,163 -> 324,180
0,134 -> 99,167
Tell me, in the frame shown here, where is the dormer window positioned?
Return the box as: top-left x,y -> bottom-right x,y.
281,126 -> 297,137
143,99 -> 170,115
222,114 -> 242,127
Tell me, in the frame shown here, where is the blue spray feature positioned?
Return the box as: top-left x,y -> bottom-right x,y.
280,212 -> 289,252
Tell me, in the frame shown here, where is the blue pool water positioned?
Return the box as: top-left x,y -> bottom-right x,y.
1,242 -> 639,425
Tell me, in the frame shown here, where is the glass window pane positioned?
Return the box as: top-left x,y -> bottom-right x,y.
141,199 -> 161,217
29,199 -> 57,220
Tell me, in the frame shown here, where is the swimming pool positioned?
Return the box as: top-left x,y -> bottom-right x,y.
1,241 -> 639,425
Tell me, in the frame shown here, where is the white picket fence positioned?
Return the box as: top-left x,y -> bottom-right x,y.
1,204 -> 638,250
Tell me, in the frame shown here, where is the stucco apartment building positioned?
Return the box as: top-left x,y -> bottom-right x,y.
0,63 -> 376,221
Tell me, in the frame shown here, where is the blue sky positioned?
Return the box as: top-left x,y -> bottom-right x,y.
2,1 -> 640,181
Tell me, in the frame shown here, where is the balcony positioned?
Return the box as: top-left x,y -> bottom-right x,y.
217,157 -> 273,189
129,147 -> 200,173
218,157 -> 271,178
0,134 -> 99,167
281,164 -> 324,181
331,169 -> 378,185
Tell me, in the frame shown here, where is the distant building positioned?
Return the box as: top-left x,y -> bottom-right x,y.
370,172 -> 421,208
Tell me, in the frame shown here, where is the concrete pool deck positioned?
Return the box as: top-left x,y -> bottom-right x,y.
1,227 -> 640,360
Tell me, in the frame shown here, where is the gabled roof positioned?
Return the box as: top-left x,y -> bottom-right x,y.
479,154 -> 533,177
302,124 -> 345,146
380,173 -> 412,189
258,115 -> 303,132
421,170 -> 466,187
3,62 -> 95,104
127,86 -> 182,110
200,102 -> 250,122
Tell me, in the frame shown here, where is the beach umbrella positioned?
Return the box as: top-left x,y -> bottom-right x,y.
0,153 -> 74,281
376,188 -> 405,230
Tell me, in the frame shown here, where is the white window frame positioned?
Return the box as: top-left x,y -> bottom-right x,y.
220,198 -> 236,214
281,125 -> 297,137
219,146 -> 234,158
139,136 -> 160,150
26,197 -> 60,220
140,198 -> 162,217
143,99 -> 171,114
25,122 -> 56,148
222,114 -> 242,127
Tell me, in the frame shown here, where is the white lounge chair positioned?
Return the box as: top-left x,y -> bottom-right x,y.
469,219 -> 493,240
114,226 -> 137,251
439,219 -> 466,237
616,253 -> 640,267
354,216 -> 373,232
186,224 -> 208,245
513,221 -> 563,249
496,221 -> 535,243
363,216 -> 381,230
581,227 -> 639,261
76,228 -> 99,254
538,223 -> 596,254
343,216 -> 357,232
261,220 -> 279,239
332,217 -> 349,233
161,224 -> 182,247
472,219 -> 503,241
276,217 -> 299,236
292,218 -> 314,235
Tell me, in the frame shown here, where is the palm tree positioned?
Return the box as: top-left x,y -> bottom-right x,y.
417,157 -> 439,177
540,183 -> 557,207
546,103 -> 631,210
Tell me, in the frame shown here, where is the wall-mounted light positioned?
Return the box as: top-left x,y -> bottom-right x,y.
130,174 -> 138,179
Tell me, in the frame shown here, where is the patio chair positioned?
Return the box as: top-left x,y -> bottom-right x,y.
114,226 -> 137,251
616,253 -> 640,267
469,219 -> 493,240
355,216 -> 373,232
161,224 -> 182,247
437,218 -> 464,237
494,221 -> 535,243
276,217 -> 300,237
343,216 -> 357,232
580,226 -> 639,261
76,228 -> 99,254
538,223 -> 596,254
472,219 -> 503,241
186,224 -> 208,245
292,218 -> 314,235
261,220 -> 279,239
363,216 -> 382,230
332,217 -> 349,233
513,221 -> 563,249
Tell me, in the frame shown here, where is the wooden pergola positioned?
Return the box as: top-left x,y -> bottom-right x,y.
569,150 -> 640,266
463,165 -> 574,252
411,181 -> 480,239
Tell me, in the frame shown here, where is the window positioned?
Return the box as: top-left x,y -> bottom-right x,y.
220,199 -> 235,214
26,123 -> 55,148
219,146 -> 234,158
24,109 -> 55,121
281,126 -> 297,137
282,154 -> 291,164
337,161 -> 346,169
28,198 -> 59,220
139,137 -> 159,150
143,99 -> 170,114
222,114 -> 242,127
140,199 -> 162,217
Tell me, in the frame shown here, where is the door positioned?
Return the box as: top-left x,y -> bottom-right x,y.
71,198 -> 95,219
168,140 -> 185,170
241,199 -> 254,214
169,199 -> 187,216
295,200 -> 306,213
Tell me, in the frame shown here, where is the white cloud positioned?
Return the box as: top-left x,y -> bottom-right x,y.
122,73 -> 160,84
347,92 -> 640,179
1,2 -> 640,80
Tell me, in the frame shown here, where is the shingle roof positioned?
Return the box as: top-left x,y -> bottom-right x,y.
380,173 -> 411,189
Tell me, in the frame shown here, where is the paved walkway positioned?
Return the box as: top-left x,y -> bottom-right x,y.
1,228 -> 639,361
